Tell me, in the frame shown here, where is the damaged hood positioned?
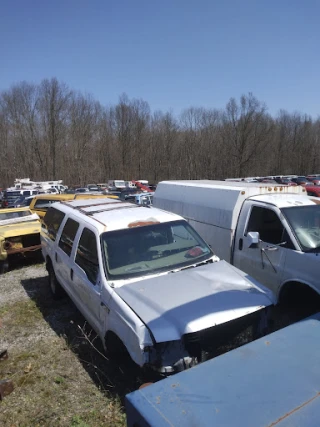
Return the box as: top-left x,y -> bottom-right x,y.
114,260 -> 275,343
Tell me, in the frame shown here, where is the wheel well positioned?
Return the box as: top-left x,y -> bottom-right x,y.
105,331 -> 125,348
105,331 -> 131,359
279,281 -> 320,307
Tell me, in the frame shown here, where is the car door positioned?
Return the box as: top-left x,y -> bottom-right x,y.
56,217 -> 80,301
233,203 -> 295,295
72,226 -> 106,334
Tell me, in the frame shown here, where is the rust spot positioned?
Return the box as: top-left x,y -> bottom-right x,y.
128,220 -> 160,228
156,396 -> 161,404
267,391 -> 320,426
311,198 -> 320,205
265,341 -> 270,345
138,382 -> 153,390
171,383 -> 179,388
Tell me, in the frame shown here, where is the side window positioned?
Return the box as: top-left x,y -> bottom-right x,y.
23,190 -> 31,196
75,228 -> 99,284
43,207 -> 66,241
58,218 -> 79,256
246,206 -> 292,246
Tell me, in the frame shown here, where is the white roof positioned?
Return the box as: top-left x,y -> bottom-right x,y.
157,180 -> 305,194
250,194 -> 319,208
54,198 -> 183,232
154,180 -> 309,232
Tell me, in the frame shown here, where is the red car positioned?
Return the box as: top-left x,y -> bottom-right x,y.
306,176 -> 320,185
305,185 -> 320,197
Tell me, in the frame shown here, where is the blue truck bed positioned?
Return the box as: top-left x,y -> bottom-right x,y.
126,313 -> 320,426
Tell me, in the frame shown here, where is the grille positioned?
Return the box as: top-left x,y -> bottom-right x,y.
183,309 -> 264,358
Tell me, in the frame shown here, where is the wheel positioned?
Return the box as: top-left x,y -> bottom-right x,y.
0,260 -> 9,274
48,265 -> 64,299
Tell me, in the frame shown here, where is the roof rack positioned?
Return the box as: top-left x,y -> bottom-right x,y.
60,199 -> 140,225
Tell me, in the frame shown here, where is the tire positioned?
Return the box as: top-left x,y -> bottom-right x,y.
0,260 -> 9,275
48,265 -> 64,299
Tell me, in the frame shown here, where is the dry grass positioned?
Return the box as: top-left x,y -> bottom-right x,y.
0,262 -> 152,426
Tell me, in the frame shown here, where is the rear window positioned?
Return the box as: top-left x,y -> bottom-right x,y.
0,210 -> 32,221
43,207 -> 66,241
34,199 -> 56,211
59,218 -> 79,257
4,191 -> 21,198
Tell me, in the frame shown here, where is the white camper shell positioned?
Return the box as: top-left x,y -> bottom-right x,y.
154,181 -> 305,262
154,180 -> 320,304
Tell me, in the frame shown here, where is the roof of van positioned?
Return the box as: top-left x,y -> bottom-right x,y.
158,180 -> 305,194
154,180 -> 311,232
52,198 -> 183,232
249,194 -> 318,208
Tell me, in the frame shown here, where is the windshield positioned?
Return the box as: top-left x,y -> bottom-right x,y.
114,181 -> 125,187
101,220 -> 213,280
281,205 -> 320,252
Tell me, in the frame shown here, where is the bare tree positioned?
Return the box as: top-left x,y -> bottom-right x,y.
221,93 -> 274,177
38,78 -> 72,180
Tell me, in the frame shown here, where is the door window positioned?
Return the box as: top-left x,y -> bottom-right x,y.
75,228 -> 99,284
43,207 -> 66,241
58,218 -> 79,256
246,206 -> 294,247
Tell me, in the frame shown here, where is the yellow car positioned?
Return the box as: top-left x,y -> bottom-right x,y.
0,207 -> 41,274
29,193 -> 119,219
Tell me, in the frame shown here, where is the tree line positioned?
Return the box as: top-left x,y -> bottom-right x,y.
0,78 -> 319,188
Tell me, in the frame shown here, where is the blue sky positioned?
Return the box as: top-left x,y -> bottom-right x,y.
1,0 -> 319,117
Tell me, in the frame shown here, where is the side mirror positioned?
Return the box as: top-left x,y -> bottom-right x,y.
247,231 -> 260,248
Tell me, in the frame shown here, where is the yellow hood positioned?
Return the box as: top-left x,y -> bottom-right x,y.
0,220 -> 41,239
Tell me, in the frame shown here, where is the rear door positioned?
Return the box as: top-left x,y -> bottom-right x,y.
56,217 -> 80,300
72,226 -> 105,333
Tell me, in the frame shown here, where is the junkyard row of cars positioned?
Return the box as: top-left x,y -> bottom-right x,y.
1,178 -> 320,375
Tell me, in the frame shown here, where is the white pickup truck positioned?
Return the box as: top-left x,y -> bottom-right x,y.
154,181 -> 320,306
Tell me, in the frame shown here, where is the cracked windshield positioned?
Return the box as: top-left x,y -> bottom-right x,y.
102,220 -> 212,280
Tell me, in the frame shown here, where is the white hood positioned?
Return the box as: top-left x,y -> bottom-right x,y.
114,260 -> 275,343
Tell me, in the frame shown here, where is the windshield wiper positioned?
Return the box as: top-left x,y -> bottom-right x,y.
168,258 -> 213,274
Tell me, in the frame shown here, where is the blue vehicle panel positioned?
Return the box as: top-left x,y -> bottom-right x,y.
126,313 -> 320,427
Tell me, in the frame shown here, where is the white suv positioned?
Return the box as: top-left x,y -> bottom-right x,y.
41,198 -> 275,373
